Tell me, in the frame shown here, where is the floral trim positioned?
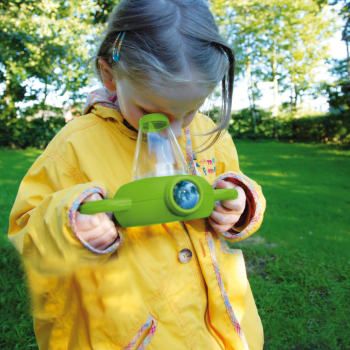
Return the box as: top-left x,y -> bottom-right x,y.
185,127 -> 197,176
218,236 -> 241,255
213,173 -> 262,241
123,314 -> 157,350
69,186 -> 124,255
206,227 -> 249,350
82,88 -> 121,115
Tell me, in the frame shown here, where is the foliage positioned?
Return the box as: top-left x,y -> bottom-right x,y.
326,81 -> 350,110
90,0 -> 119,25
283,112 -> 350,145
317,0 -> 350,24
318,58 -> 350,111
0,116 -> 66,149
0,0 -> 343,119
0,0 -> 118,120
228,108 -> 350,146
229,108 -> 285,140
210,0 -> 337,112
3,107 -> 349,150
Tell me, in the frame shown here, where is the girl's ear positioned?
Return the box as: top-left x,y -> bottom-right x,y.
98,59 -> 116,91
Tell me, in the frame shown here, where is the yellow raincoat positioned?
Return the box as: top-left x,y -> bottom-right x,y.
9,102 -> 266,350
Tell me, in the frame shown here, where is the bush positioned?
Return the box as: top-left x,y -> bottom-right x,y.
2,109 -> 350,149
0,117 -> 66,149
284,112 -> 350,146
229,109 -> 289,140
228,109 -> 350,146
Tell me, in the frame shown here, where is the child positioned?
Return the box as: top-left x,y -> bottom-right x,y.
9,0 -> 266,349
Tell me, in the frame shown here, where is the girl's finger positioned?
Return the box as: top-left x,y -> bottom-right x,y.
89,226 -> 118,250
81,193 -> 103,203
78,214 -> 115,241
213,201 -> 237,214
215,180 -> 246,212
208,217 -> 235,234
221,186 -> 246,212
76,193 -> 105,231
75,212 -> 103,231
210,209 -> 240,226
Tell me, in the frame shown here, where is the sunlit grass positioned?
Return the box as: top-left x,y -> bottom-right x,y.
232,141 -> 350,350
0,149 -> 42,349
0,143 -> 349,350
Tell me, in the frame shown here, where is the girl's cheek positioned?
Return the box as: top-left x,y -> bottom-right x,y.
127,105 -> 143,122
183,113 -> 196,127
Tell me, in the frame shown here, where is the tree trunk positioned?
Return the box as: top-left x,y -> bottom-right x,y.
289,81 -> 297,114
43,81 -> 48,120
293,85 -> 299,114
346,40 -> 350,82
247,61 -> 257,139
272,46 -> 279,117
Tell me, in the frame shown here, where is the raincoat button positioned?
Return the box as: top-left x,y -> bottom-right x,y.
179,248 -> 192,263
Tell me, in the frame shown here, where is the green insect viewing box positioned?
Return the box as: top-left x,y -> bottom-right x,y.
79,114 -> 238,227
80,175 -> 238,227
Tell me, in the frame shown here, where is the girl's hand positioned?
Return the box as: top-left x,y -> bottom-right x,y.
76,193 -> 118,250
209,180 -> 246,233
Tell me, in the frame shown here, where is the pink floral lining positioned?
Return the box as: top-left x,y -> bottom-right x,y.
206,228 -> 249,350
213,173 -> 262,241
68,186 -> 124,254
184,127 -> 198,176
82,88 -> 120,115
123,314 -> 157,350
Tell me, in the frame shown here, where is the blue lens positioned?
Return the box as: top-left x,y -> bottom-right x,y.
173,181 -> 199,209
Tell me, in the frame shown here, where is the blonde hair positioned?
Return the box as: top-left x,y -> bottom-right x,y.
89,0 -> 235,152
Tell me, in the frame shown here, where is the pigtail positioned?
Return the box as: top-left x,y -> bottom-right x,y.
191,45 -> 235,153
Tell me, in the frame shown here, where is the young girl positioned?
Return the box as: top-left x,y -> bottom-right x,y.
9,0 -> 266,349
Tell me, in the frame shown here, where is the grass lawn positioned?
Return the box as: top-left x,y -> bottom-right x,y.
0,149 -> 42,349
0,142 -> 349,350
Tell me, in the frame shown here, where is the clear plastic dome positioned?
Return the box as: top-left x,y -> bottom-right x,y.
132,114 -> 189,181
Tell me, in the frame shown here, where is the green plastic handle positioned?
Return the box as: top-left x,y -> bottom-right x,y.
79,198 -> 132,215
213,188 -> 238,202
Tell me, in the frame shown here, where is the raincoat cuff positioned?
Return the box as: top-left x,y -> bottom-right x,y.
69,186 -> 124,254
213,172 -> 262,242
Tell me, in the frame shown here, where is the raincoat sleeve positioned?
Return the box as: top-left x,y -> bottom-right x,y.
212,131 -> 266,242
8,153 -> 123,276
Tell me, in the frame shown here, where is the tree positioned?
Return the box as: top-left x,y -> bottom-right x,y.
318,58 -> 350,110
211,1 -> 267,122
0,0 -> 119,120
210,0 -> 337,114
313,0 -> 350,110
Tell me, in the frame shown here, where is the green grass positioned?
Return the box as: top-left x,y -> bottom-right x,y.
231,141 -> 350,350
0,149 -> 42,349
0,143 -> 349,350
